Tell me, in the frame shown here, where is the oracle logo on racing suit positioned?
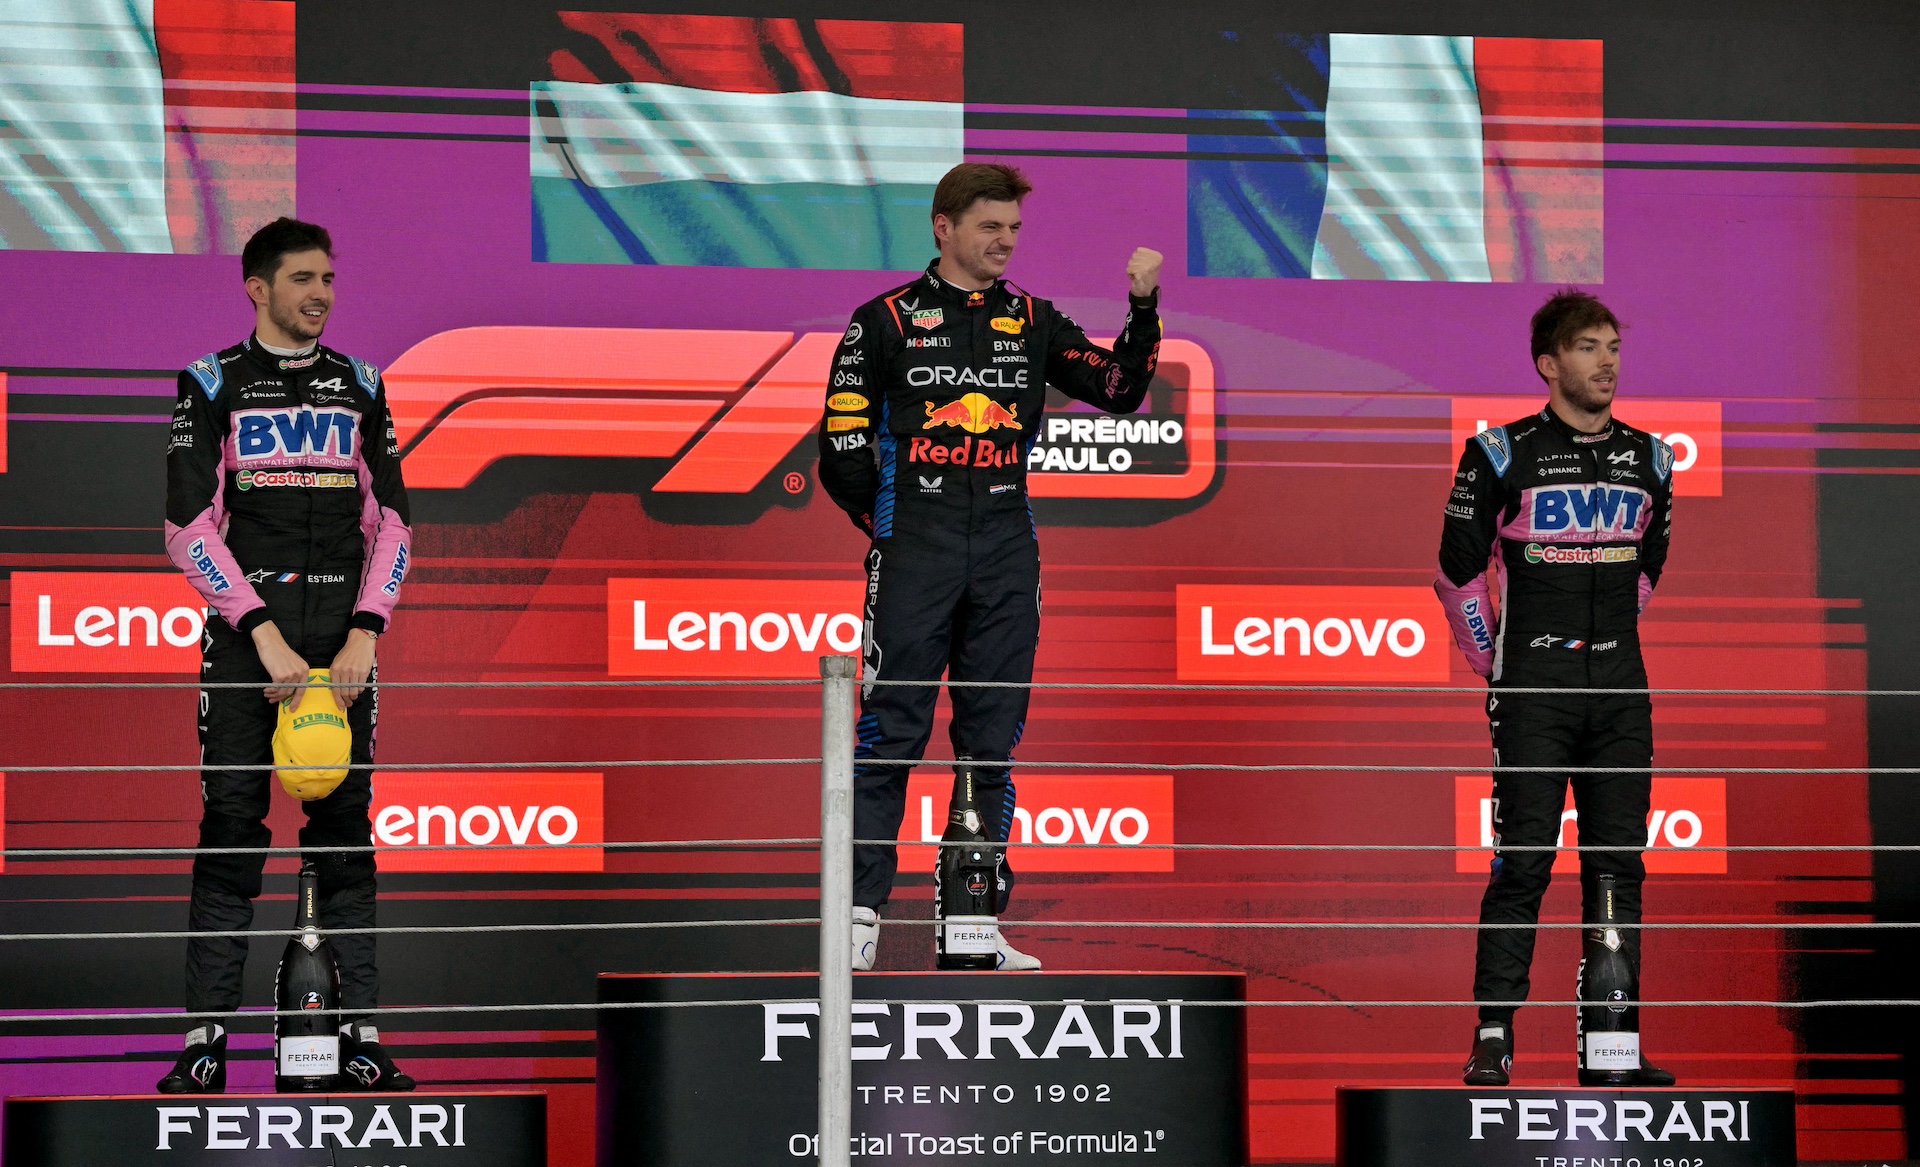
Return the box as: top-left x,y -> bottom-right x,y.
907,366 -> 1029,391
1522,485 -> 1650,537
373,772 -> 604,872
10,572 -> 206,673
1455,776 -> 1728,874
233,406 -> 359,462
1177,584 -> 1450,682
608,578 -> 863,679
897,774 -> 1173,872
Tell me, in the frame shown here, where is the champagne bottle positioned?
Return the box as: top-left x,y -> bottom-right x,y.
274,862 -> 341,1091
1576,873 -> 1640,1084
934,762 -> 1001,970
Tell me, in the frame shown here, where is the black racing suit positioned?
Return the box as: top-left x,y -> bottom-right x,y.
1436,406 -> 1674,1024
819,262 -> 1161,911
164,337 -> 412,1015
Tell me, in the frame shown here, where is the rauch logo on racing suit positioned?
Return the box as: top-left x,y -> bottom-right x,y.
608,579 -> 862,679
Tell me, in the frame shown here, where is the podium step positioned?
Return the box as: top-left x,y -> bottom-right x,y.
3,1092 -> 545,1166
1336,1086 -> 1795,1167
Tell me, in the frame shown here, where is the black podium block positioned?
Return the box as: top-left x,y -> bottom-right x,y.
3,1092 -> 545,1166
596,971 -> 1246,1166
1336,1087 -> 1796,1167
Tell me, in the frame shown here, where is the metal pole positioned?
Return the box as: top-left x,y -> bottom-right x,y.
817,655 -> 857,1167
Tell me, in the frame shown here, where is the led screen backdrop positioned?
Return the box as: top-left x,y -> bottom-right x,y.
2,2 -> 1919,1164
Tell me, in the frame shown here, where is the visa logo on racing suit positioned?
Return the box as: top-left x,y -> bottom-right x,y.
1525,485 -> 1649,536
186,539 -> 232,593
234,407 -> 359,461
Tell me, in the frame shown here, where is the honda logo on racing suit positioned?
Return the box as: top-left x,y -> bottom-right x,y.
1176,585 -> 1450,682
372,772 -> 604,872
608,579 -> 863,678
896,775 -> 1174,872
11,573 -> 206,673
1454,776 -> 1728,873
1452,397 -> 1723,496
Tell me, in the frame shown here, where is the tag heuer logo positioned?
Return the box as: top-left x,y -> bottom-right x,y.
911,309 -> 943,330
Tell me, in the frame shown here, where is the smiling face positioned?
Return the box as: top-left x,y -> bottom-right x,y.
1539,325 -> 1620,416
248,248 -> 334,346
933,197 -> 1022,287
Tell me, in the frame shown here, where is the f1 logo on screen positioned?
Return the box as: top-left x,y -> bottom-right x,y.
1175,585 -> 1451,682
380,327 -> 1215,502
607,578 -> 865,678
896,775 -> 1174,872
9,573 -> 206,673
1451,397 -> 1723,497
1453,776 -> 1728,874
372,773 -> 605,872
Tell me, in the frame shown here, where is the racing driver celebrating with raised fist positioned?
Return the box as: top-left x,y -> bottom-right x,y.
819,162 -> 1163,972
1437,289 -> 1678,1087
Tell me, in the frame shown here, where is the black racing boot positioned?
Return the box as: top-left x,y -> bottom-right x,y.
1462,1022 -> 1513,1086
157,1025 -> 227,1094
1627,1058 -> 1677,1087
338,1023 -> 416,1091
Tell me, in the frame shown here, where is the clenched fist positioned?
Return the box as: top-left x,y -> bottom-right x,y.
1126,247 -> 1163,298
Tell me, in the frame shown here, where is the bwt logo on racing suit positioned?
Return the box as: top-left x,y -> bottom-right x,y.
1524,484 -> 1649,536
607,578 -> 863,679
10,573 -> 207,673
232,406 -> 359,462
896,775 -> 1174,873
372,772 -> 604,872
1177,585 -> 1450,683
1454,776 -> 1728,874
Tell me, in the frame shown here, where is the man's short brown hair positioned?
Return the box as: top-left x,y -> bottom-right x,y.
1530,288 -> 1622,380
932,163 -> 1033,224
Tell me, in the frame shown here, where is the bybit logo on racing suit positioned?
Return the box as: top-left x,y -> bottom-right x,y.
607,579 -> 862,679
1454,776 -> 1728,874
10,573 -> 206,673
896,775 -> 1173,872
1176,585 -> 1450,683
1451,396 -> 1723,496
372,772 -> 604,872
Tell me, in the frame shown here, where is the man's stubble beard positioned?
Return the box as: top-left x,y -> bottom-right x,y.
270,298 -> 325,343
1563,374 -> 1615,416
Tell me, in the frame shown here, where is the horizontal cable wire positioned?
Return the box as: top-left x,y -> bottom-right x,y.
3,759 -> 1914,774
2,919 -> 1909,944
5,998 -> 1917,1027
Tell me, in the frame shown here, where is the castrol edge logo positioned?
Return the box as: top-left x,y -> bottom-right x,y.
1451,397 -> 1722,497
1454,776 -> 1728,874
608,578 -> 863,678
1175,585 -> 1450,683
896,774 -> 1173,872
372,772 -> 604,872
11,573 -> 206,673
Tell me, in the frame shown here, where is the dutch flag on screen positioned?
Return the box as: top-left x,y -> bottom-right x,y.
1187,33 -> 1603,282
531,14 -> 962,270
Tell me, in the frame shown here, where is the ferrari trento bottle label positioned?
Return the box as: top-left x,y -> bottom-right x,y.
277,1034 -> 340,1074
942,916 -> 1001,956
1584,1031 -> 1641,1070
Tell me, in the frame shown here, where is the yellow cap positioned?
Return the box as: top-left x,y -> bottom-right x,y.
273,670 -> 352,801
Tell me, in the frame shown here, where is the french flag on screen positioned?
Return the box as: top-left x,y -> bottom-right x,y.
531,14 -> 962,270
1187,34 -> 1603,282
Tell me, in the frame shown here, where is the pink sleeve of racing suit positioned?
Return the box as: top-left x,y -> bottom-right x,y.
1436,435 -> 1504,680
350,363 -> 413,632
164,369 -> 268,632
1435,570 -> 1496,679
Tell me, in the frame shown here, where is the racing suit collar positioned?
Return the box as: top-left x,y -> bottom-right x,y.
1538,402 -> 1614,445
920,260 -> 1004,309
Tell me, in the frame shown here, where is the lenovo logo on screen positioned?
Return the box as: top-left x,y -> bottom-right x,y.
607,579 -> 863,678
1454,776 -> 1727,874
1451,397 -> 1722,497
1175,585 -> 1450,683
372,773 -> 604,872
895,775 -> 1173,872
10,573 -> 205,673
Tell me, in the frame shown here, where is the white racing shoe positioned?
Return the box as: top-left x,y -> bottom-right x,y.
994,936 -> 1042,971
851,906 -> 879,971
